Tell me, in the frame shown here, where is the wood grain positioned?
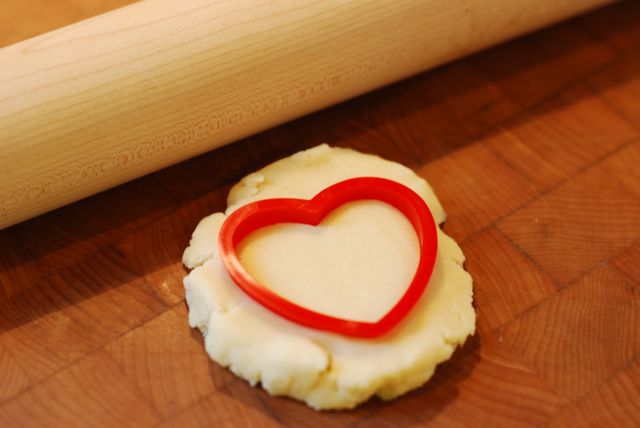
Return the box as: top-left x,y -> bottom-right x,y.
461,228 -> 556,334
499,266 -> 640,400
498,163 -> 640,286
1,0 -> 640,426
0,0 -> 613,228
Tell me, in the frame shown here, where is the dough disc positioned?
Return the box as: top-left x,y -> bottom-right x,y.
182,144 -> 475,410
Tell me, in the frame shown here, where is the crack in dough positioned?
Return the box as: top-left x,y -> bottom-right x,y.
182,144 -> 476,410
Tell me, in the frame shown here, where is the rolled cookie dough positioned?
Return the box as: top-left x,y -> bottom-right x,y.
182,144 -> 475,410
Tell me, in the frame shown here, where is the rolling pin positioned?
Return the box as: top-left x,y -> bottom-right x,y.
0,0 -> 612,229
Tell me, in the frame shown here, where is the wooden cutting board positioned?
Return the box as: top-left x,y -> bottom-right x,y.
1,1 -> 639,426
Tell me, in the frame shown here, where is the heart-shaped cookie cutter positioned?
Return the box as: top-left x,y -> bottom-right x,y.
218,177 -> 438,338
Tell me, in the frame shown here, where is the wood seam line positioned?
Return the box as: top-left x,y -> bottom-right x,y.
255,387 -> 285,426
401,61 -> 607,171
573,12 -> 622,54
96,344 -> 164,422
488,133 -> 640,287
161,360 -> 295,428
0,300 -> 183,409
482,132 -> 640,245
471,134 -> 640,247
489,228 -> 640,338
489,233 -> 640,327
0,341 -> 35,386
545,352 -> 640,424
586,80 -> 640,134
150,382 -> 266,428
572,2 -> 640,57
478,75 -> 640,192
469,48 -> 621,130
0,203 -> 197,302
147,385 -> 206,428
484,127 -> 639,203
0,242 -> 173,332
609,237 -> 640,288
486,234 -> 640,405
402,43 -> 629,173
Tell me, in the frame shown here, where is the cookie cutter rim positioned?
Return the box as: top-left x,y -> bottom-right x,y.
218,176 -> 438,339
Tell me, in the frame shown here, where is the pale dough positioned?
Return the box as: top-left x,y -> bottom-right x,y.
182,144 -> 475,410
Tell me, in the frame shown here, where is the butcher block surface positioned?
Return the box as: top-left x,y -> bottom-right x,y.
1,1 -> 640,426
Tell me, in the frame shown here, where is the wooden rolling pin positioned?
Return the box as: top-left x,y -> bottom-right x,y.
0,0 -> 612,229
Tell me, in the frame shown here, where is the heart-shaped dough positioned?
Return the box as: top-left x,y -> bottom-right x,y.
238,199 -> 419,323
220,177 -> 439,338
182,144 -> 475,409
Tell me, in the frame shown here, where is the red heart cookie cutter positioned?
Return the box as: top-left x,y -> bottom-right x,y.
218,177 -> 438,338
